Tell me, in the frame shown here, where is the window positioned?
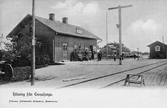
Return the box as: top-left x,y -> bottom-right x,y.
74,45 -> 78,49
36,40 -> 48,53
63,43 -> 67,51
155,45 -> 160,51
42,42 -> 48,53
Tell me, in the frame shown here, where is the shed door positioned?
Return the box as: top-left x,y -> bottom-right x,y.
63,43 -> 68,60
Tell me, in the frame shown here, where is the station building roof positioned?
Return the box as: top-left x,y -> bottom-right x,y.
7,14 -> 101,40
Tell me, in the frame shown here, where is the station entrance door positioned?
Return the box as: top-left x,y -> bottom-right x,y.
63,43 -> 68,61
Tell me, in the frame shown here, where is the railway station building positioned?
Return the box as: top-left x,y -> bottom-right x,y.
6,13 -> 101,63
147,41 -> 167,59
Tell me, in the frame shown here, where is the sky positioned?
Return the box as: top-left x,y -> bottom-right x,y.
0,0 -> 167,52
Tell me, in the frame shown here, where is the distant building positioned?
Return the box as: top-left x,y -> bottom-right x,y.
100,45 -> 117,57
147,41 -> 167,59
6,13 -> 101,62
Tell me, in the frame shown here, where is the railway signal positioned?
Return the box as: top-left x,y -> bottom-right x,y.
108,5 -> 132,65
106,12 -> 108,61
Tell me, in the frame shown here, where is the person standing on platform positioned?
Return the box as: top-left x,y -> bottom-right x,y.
98,50 -> 102,61
122,52 -> 124,60
134,53 -> 137,59
84,49 -> 88,61
91,50 -> 94,60
113,52 -> 117,61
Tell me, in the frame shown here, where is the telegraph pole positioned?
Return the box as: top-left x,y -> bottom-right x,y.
118,5 -> 122,65
0,34 -> 3,50
162,36 -> 165,58
106,12 -> 108,61
162,36 -> 164,44
137,47 -> 139,60
108,5 -> 132,65
31,0 -> 35,86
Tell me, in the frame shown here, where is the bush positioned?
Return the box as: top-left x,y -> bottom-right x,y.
0,66 -> 31,82
2,40 -> 50,67
12,66 -> 31,81
11,53 -> 50,67
12,58 -> 31,67
36,53 -> 50,65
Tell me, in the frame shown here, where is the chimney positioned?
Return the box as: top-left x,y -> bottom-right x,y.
49,13 -> 55,21
62,17 -> 68,24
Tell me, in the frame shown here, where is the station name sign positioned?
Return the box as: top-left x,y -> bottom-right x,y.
76,28 -> 83,34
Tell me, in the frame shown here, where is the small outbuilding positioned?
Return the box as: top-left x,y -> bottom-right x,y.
100,45 -> 117,57
147,41 -> 167,59
6,13 -> 101,63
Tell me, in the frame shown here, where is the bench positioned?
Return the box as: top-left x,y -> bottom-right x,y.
124,74 -> 145,86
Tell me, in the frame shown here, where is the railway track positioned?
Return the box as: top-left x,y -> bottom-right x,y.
100,62 -> 167,89
60,60 -> 167,89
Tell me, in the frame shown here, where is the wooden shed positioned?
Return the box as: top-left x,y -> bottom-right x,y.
6,13 -> 101,63
147,41 -> 167,59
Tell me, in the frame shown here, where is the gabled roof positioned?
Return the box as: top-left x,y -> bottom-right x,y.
147,41 -> 167,47
7,14 -> 32,38
7,14 -> 101,40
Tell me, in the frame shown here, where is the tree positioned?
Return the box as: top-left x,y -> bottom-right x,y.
107,42 -> 130,53
2,35 -> 50,67
101,42 -> 131,56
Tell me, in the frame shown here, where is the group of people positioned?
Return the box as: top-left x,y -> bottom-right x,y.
71,49 -> 129,62
70,49 -> 94,61
113,52 -> 124,61
70,49 -> 141,62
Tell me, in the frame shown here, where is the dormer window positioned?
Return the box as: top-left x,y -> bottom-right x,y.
155,45 -> 160,51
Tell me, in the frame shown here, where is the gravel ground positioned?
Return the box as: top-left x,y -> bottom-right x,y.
1,56 -> 167,108
0,56 -> 166,89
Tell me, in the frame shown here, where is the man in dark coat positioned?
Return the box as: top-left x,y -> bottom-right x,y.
98,50 -> 102,61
